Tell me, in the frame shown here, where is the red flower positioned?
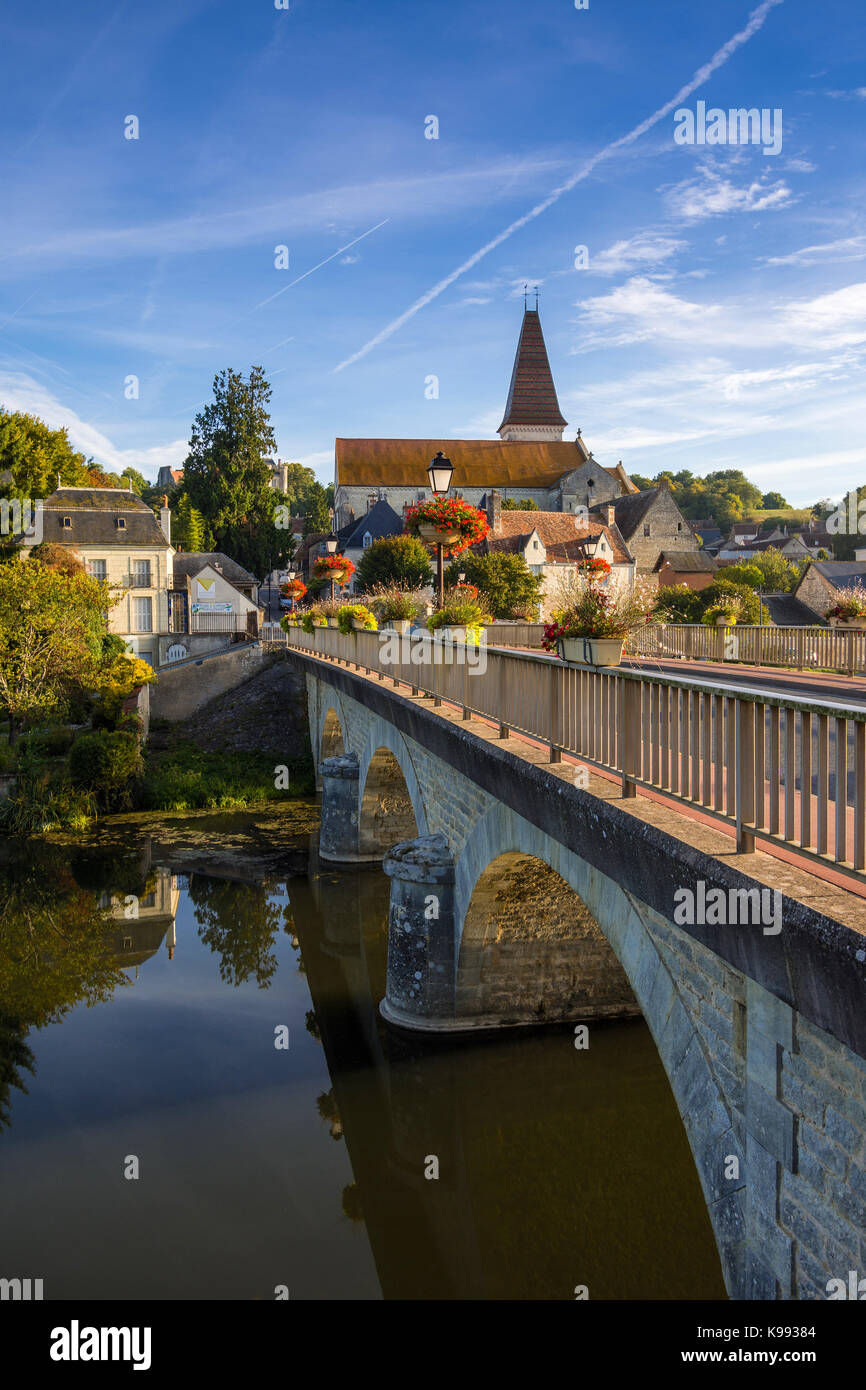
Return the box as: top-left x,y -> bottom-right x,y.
405,498 -> 490,557
314,554 -> 356,582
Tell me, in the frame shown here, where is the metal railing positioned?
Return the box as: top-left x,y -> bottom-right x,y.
282,623 -> 866,883
627,623 -> 866,675
189,613 -> 246,633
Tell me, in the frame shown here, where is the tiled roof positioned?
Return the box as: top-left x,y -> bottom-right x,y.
486,510 -> 632,565
38,488 -> 169,548
336,438 -> 589,489
589,489 -> 658,540
498,308 -> 567,431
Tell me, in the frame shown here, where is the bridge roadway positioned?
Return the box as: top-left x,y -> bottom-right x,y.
624,656 -> 866,709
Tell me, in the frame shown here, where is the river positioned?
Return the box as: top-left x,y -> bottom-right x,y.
0,806 -> 726,1300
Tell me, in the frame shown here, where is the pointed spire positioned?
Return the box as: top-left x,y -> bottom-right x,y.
498,305 -> 567,441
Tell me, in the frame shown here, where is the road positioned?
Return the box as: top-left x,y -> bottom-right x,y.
623,657 -> 866,709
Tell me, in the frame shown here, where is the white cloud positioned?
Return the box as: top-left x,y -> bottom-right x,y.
763,236 -> 866,267
574,276 -> 721,347
0,371 -> 186,479
664,165 -> 794,221
340,254 -> 360,265
588,233 -> 686,276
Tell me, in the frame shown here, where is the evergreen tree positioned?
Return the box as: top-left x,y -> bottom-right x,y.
181,367 -> 291,574
302,482 -> 331,537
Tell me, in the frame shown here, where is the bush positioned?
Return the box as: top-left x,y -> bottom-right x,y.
654,585 -> 703,623
336,603 -> 377,634
443,552 -> 542,619
356,535 -> 433,590
137,743 -> 315,811
20,725 -> 75,757
365,584 -> 424,623
69,730 -> 143,808
699,580 -> 767,625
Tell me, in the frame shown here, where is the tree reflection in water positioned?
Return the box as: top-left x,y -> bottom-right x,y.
187,875 -> 282,989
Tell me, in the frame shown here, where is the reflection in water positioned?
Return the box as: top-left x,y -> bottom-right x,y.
0,815 -> 726,1300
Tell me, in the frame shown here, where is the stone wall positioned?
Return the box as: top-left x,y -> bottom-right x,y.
151,642 -> 266,722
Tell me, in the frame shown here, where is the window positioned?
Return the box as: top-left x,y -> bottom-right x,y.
133,597 -> 152,633
363,531 -> 373,549
115,517 -> 126,530
62,516 -> 72,529
532,539 -> 540,549
677,522 -> 683,532
643,524 -> 651,537
87,559 -> 107,580
132,559 -> 151,586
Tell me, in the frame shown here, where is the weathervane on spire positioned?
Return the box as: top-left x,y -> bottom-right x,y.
523,282 -> 528,309
534,284 -> 539,310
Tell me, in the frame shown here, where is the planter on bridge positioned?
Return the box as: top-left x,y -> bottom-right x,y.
383,619 -> 412,635
559,637 -> 624,667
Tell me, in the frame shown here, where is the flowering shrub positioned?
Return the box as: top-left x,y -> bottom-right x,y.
337,603 -> 378,634
314,554 -> 355,584
542,574 -> 656,650
825,582 -> 866,621
447,581 -> 479,601
366,584 -> 424,622
701,596 -> 746,626
426,598 -> 491,638
405,498 -> 489,557
300,604 -> 329,633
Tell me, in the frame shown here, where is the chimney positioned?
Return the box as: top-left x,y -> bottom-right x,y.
606,502 -> 616,527
487,489 -> 501,532
159,495 -> 171,545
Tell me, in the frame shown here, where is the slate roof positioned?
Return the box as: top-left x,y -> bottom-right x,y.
589,489 -> 659,540
809,561 -> 866,585
171,552 -> 258,589
498,308 -> 568,432
655,550 -> 717,573
762,595 -> 824,626
39,487 -> 169,548
342,500 -> 403,548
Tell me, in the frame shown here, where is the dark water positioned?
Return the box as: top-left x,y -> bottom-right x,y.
0,810 -> 726,1300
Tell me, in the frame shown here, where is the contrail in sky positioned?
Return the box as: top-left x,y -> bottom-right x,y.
334,0 -> 784,372
255,219 -> 390,309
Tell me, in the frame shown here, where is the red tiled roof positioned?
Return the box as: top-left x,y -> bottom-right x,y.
486,511 -> 632,566
498,309 -> 567,431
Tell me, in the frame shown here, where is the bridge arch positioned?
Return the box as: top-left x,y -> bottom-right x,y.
453,804 -> 741,1285
315,689 -> 348,766
358,721 -> 429,859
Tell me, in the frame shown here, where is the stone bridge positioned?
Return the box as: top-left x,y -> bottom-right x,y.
290,649 -> 866,1302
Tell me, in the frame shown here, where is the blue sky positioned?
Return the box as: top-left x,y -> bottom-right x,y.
1,0 -> 864,505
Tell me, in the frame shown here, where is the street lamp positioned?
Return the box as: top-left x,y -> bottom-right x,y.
324,533 -> 339,601
458,571 -> 466,584
287,567 -> 297,612
426,452 -> 453,607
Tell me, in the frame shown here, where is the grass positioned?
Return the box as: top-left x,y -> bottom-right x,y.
137,740 -> 315,812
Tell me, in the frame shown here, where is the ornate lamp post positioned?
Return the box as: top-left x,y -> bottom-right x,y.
287,567 -> 297,612
324,532 -> 339,602
425,451 -> 454,607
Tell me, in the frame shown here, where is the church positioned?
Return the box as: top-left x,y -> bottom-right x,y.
333,305 -> 637,527
332,304 -> 701,580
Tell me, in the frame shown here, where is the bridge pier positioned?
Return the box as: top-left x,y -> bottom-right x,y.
380,835 -> 457,1029
319,753 -> 366,863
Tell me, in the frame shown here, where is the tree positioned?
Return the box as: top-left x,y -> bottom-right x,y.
120,467 -> 148,496
302,482 -> 330,537
718,563 -> 764,590
444,552 -> 543,619
0,408 -> 91,500
26,543 -> 85,576
700,579 -> 767,624
0,558 -> 114,744
762,491 -> 788,509
751,547 -> 798,593
173,493 -> 209,553
501,498 -> 540,511
181,366 -> 291,575
655,585 -> 703,623
356,535 -> 432,590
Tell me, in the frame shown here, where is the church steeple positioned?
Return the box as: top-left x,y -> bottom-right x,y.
497,304 -> 568,441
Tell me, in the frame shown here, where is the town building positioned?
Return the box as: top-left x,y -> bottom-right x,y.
590,487 -> 699,577
654,550 -> 718,591
333,305 -> 639,529
793,560 -> 866,621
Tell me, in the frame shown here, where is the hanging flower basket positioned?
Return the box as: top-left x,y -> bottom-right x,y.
405,498 -> 489,557
314,554 -> 355,585
281,578 -> 307,601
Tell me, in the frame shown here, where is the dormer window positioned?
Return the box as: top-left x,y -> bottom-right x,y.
62,516 -> 72,529
363,531 -> 373,549
115,517 -> 126,530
